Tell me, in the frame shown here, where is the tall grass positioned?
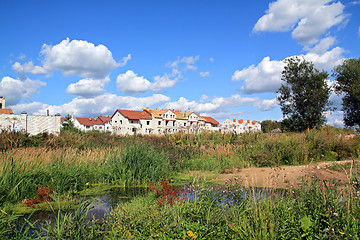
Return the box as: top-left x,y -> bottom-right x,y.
0,127 -> 359,208
106,177 -> 360,239
0,144 -> 172,207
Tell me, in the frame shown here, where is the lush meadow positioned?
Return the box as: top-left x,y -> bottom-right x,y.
1,127 -> 360,238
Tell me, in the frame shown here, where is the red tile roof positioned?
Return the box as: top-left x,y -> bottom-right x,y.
114,109 -> 152,120
98,116 -> 111,123
76,117 -> 104,126
200,116 -> 219,125
0,109 -> 14,114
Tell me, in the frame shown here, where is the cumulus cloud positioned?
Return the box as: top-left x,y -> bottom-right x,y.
11,93 -> 170,117
253,0 -> 348,46
116,70 -> 178,95
200,72 -> 210,77
12,38 -> 129,78
152,74 -> 177,91
200,95 -> 209,102
0,76 -> 46,105
66,76 -> 110,98
162,95 -> 278,114
167,55 -> 199,71
232,43 -> 344,94
116,70 -> 152,95
232,56 -> 284,94
209,57 -> 214,62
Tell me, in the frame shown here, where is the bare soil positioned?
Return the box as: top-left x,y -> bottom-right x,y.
190,160 -> 358,189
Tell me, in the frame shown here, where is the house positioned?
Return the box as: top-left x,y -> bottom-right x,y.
174,110 -> 200,132
73,116 -> 112,132
0,96 -> 14,115
0,97 -> 61,135
199,116 -> 220,131
221,119 -> 261,134
111,109 -> 153,135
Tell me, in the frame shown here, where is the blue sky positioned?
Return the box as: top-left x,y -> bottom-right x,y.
1,0 -> 359,125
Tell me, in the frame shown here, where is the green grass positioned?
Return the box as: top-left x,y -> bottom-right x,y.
0,127 -> 360,238
4,178 -> 360,239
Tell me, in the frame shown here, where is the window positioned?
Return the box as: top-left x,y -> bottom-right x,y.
115,121 -> 117,123
158,121 -> 161,125
120,120 -> 122,124
184,123 -> 186,126
131,120 -> 134,123
86,126 -> 90,129
147,121 -> 150,125
99,126 -> 102,129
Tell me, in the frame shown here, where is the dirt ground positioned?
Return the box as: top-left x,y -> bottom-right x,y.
190,160 -> 358,189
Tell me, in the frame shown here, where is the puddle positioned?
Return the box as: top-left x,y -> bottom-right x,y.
16,184 -> 286,232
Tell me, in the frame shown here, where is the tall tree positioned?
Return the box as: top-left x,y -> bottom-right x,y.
332,58 -> 360,130
277,57 -> 331,131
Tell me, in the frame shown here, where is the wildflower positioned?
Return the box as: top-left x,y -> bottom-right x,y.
187,231 -> 197,239
333,212 -> 338,217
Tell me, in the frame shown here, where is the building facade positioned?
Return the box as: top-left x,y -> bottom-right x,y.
221,119 -> 261,134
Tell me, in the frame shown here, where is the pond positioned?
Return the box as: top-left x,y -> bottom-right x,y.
17,183 -> 286,230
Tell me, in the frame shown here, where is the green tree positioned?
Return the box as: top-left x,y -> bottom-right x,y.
261,120 -> 281,133
277,57 -> 331,131
61,114 -> 76,131
332,58 -> 360,130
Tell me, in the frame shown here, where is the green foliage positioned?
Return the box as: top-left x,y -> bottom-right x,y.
277,56 -> 331,131
107,144 -> 171,185
104,179 -> 360,239
261,120 -> 282,133
333,57 -> 360,130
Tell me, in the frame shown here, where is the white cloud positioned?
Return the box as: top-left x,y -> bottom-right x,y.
304,46 -> 344,70
0,76 -> 46,105
253,0 -> 348,46
117,70 -> 151,95
162,95 -> 278,114
232,56 -> 284,94
168,55 -> 199,71
200,72 -> 210,77
12,38 -> 129,78
232,45 -> 344,94
152,74 -> 177,91
116,70 -> 178,95
17,54 -> 26,61
11,93 -> 170,117
66,76 -> 110,98
200,95 -> 209,102
305,36 -> 336,54
209,57 -> 214,62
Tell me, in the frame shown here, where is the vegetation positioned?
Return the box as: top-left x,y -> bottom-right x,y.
333,57 -> 360,130
261,120 -> 282,133
2,176 -> 360,239
277,57 -> 332,131
0,128 -> 359,238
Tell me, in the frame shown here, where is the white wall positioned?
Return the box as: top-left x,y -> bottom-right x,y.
0,114 -> 61,135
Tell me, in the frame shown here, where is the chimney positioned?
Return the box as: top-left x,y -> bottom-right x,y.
233,119 -> 236,123
239,119 -> 243,124
247,120 -> 250,124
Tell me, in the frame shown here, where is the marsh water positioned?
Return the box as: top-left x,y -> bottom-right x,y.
19,183 -> 285,227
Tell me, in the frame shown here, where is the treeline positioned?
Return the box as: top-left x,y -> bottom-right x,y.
277,57 -> 360,132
